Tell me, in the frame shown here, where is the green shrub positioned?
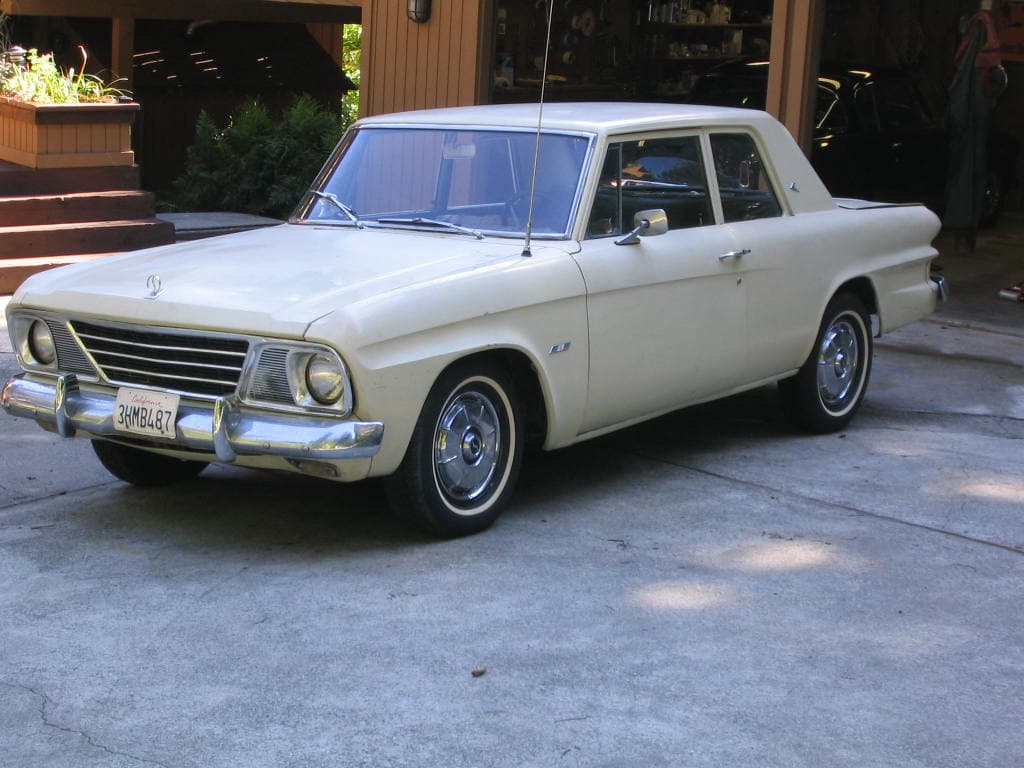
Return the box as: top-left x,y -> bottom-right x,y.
170,95 -> 344,219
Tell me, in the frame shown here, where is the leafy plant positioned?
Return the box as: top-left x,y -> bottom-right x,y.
0,12 -> 17,81
342,24 -> 361,126
169,95 -> 344,219
1,43 -> 128,104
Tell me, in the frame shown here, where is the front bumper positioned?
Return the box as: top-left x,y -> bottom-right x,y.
930,271 -> 949,303
2,373 -> 383,464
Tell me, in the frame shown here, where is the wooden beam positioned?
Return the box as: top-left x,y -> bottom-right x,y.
474,0 -> 495,105
111,15 -> 134,91
1,0 -> 360,24
765,0 -> 825,155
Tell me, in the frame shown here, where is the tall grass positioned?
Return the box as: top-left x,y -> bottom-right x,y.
1,39 -> 127,104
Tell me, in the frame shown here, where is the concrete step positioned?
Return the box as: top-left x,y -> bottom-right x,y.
0,219 -> 174,259
0,190 -> 157,227
0,160 -> 141,196
0,253 -> 114,295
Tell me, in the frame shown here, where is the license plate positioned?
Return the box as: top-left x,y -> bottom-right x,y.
113,387 -> 180,439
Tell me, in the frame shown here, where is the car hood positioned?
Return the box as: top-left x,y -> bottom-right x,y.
13,224 -> 576,337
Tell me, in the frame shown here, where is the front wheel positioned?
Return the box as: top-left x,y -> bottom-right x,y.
780,293 -> 872,433
384,361 -> 523,538
92,440 -> 208,486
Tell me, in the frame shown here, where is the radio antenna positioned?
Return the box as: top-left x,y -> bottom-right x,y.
521,0 -> 555,258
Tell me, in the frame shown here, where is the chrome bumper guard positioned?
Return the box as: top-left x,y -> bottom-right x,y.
2,374 -> 383,463
931,272 -> 949,303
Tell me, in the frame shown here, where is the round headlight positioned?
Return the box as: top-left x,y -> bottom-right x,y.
28,320 -> 56,365
305,354 -> 345,405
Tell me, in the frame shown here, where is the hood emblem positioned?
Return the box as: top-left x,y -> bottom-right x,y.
145,274 -> 164,300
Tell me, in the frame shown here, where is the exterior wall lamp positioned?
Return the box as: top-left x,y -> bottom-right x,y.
407,0 -> 432,23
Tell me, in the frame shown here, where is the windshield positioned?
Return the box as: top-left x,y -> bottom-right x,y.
296,127 -> 591,237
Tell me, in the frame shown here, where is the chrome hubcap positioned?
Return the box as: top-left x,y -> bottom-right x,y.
434,390 -> 501,503
817,318 -> 860,409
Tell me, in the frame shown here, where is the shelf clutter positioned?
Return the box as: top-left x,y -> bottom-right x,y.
492,0 -> 774,103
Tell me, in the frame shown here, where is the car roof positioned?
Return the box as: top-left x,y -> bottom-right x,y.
356,102 -> 772,136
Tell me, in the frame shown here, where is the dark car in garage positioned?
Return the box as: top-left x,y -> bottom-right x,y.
689,61 -> 1019,227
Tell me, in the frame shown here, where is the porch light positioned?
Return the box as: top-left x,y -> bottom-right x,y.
407,0 -> 431,23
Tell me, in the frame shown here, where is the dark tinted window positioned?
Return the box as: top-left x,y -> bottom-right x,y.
873,77 -> 933,132
816,84 -> 848,133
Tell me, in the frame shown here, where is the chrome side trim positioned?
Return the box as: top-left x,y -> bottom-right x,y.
2,374 -> 383,462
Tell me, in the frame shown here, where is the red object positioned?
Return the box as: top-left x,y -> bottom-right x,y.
1001,4 -> 1024,63
997,281 -> 1024,302
957,11 -> 1003,70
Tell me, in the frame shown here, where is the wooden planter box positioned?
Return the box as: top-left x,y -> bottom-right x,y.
0,97 -> 139,169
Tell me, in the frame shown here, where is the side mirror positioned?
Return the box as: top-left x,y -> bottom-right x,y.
615,208 -> 669,246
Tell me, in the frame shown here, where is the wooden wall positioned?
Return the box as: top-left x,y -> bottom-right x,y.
361,0 -> 492,116
307,22 -> 346,65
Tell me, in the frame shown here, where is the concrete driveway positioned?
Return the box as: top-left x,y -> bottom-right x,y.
1,226 -> 1022,767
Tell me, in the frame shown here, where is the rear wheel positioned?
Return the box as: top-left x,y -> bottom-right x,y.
92,440 -> 208,487
780,292 -> 872,433
384,361 -> 523,538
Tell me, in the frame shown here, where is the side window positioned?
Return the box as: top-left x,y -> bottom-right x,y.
873,77 -> 932,132
709,133 -> 782,223
816,84 -> 848,134
853,83 -> 881,133
586,136 -> 712,238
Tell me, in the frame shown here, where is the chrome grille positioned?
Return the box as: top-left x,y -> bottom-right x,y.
45,319 -> 96,376
70,320 -> 249,397
249,346 -> 294,405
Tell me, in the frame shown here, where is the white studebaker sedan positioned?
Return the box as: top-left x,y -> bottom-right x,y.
3,103 -> 945,537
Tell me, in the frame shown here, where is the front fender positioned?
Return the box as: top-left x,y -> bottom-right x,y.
304,250 -> 589,476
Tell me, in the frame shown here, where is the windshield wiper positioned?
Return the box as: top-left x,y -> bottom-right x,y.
312,191 -> 362,226
375,217 -> 484,240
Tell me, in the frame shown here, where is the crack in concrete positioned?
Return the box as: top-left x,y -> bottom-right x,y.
630,451 -> 1024,557
1,681 -> 174,768
197,563 -> 251,602
924,317 -> 1024,340
861,404 -> 1024,433
875,341 -> 1024,370
0,480 -> 117,516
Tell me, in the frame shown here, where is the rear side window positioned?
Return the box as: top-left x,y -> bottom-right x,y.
873,77 -> 933,132
709,133 -> 782,223
816,85 -> 848,133
587,136 -> 713,238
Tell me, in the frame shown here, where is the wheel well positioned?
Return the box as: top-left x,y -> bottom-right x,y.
836,277 -> 878,318
440,349 -> 549,447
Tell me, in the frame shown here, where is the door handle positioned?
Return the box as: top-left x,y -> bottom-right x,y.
719,248 -> 750,262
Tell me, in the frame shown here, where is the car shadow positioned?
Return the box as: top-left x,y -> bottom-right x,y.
82,384 -> 797,552
515,384 -> 795,510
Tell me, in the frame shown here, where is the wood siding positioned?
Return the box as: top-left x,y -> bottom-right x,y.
362,0 -> 490,116
1,0 -> 358,23
0,99 -> 136,169
307,22 -> 346,65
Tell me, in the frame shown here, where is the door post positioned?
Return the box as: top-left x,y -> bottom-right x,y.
112,15 -> 135,91
765,0 -> 825,156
